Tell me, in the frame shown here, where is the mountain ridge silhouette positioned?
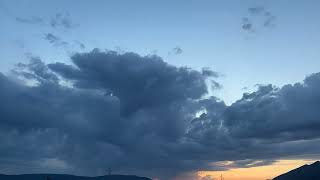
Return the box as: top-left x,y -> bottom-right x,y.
273,161 -> 320,180
0,174 -> 151,180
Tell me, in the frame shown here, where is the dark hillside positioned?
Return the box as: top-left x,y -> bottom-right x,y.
273,161 -> 320,180
0,174 -> 151,180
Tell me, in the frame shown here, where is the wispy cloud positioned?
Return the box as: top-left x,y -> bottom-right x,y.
15,12 -> 79,30
242,6 -> 276,33
44,33 -> 69,48
15,17 -> 45,25
168,46 -> 183,55
50,12 -> 79,30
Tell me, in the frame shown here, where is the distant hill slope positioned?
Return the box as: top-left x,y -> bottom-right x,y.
273,161 -> 320,180
0,174 -> 151,180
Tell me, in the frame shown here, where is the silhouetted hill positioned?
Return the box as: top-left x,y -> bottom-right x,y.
0,174 -> 151,180
273,161 -> 320,180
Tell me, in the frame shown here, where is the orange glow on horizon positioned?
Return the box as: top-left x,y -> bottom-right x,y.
198,159 -> 315,180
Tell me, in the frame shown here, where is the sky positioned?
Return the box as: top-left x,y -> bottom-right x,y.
198,159 -> 315,180
1,0 -> 320,180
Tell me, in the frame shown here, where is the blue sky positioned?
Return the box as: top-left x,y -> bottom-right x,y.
1,0 -> 320,104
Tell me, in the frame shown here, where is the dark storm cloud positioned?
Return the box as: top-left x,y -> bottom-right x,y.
0,51 -> 221,179
224,73 -> 320,141
48,49 -> 214,116
0,67 -> 122,167
1,50 -> 320,180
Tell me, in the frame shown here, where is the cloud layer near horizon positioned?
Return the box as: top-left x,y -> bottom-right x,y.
1,50 -> 320,180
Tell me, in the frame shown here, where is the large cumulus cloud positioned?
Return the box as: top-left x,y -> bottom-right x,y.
225,75 -> 320,141
1,49 -> 320,180
0,50 -> 222,179
48,49 -> 213,116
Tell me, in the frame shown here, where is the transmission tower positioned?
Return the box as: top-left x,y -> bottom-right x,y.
220,174 -> 224,180
108,167 -> 112,176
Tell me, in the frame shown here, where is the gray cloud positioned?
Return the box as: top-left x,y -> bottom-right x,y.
75,41 -> 86,50
0,51 -> 221,179
14,12 -> 80,52
12,57 -> 59,84
225,74 -> 320,141
1,50 -> 320,180
50,12 -> 79,30
242,6 -> 276,33
15,17 -> 45,25
44,33 -> 69,48
241,17 -> 255,33
264,13 -> 276,28
48,50 -> 214,116
242,22 -> 254,32
248,7 -> 265,16
169,47 -> 183,55
15,12 -> 78,30
44,33 -> 86,50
